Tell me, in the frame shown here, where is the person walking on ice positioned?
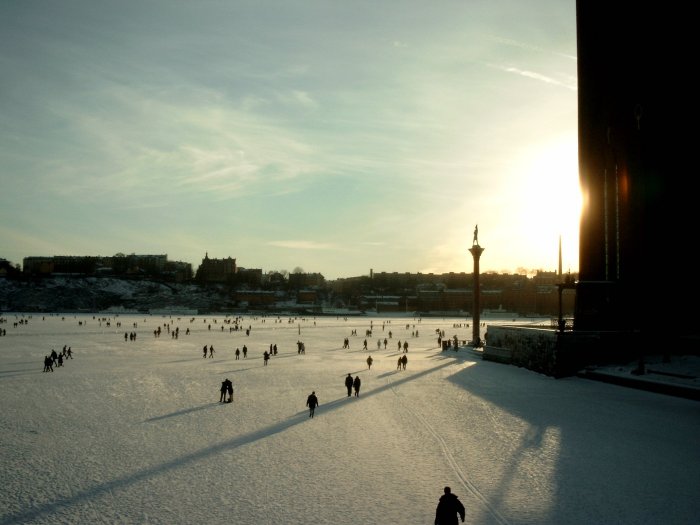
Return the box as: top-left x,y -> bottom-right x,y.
306,391 -> 319,418
434,486 -> 465,524
353,375 -> 361,397
366,355 -> 373,370
345,373 -> 354,397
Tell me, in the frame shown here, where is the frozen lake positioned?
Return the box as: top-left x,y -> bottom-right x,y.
1,312 -> 698,525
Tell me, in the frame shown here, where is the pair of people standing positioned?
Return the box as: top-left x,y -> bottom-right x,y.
396,354 -> 407,370
219,378 -> 233,403
344,373 -> 361,397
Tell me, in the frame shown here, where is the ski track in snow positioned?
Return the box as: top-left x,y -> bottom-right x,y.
387,371 -> 509,525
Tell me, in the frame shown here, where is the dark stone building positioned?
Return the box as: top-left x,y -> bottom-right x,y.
195,253 -> 237,284
575,2 -> 695,344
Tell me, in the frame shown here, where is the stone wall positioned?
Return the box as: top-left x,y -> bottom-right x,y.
484,325 -> 560,376
483,326 -> 653,377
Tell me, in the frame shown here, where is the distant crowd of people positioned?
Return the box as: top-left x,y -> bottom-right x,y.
26,313 -> 469,520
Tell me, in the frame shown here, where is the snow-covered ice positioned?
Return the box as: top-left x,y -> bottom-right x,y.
1,313 -> 698,525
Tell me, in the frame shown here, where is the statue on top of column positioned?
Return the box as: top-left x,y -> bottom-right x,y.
473,224 -> 479,245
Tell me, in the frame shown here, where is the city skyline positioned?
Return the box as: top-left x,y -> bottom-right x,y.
8,248 -> 575,280
0,1 -> 580,280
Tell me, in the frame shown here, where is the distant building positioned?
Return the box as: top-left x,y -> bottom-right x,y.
289,272 -> 325,290
163,260 -> 193,282
22,254 -> 185,280
23,256 -> 55,275
236,267 -> 263,287
297,289 -> 318,304
233,290 -> 276,307
0,259 -> 21,278
195,253 -> 237,284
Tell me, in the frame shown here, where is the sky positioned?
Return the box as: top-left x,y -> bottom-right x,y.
1,312 -> 699,525
0,1 -> 580,280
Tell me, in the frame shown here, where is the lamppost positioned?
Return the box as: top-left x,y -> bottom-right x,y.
557,272 -> 576,331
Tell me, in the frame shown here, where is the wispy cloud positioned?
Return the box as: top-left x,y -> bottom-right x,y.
492,36 -> 577,61
487,63 -> 577,91
286,90 -> 318,109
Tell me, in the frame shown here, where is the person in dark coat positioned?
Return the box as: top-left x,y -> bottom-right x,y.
220,380 -> 228,402
434,486 -> 465,524
306,391 -> 319,418
353,375 -> 361,397
226,379 -> 234,403
345,373 -> 353,397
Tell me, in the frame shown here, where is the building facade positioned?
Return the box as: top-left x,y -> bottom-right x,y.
195,253 -> 237,284
575,1 -> 695,339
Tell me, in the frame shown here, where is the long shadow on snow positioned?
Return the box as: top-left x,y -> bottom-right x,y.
144,402 -> 222,422
0,358 -> 459,525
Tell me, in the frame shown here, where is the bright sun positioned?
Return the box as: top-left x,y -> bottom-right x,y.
518,135 -> 581,272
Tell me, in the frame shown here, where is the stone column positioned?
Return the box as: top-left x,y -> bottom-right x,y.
469,243 -> 484,346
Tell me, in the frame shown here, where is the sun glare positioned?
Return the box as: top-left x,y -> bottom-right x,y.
517,136 -> 581,271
